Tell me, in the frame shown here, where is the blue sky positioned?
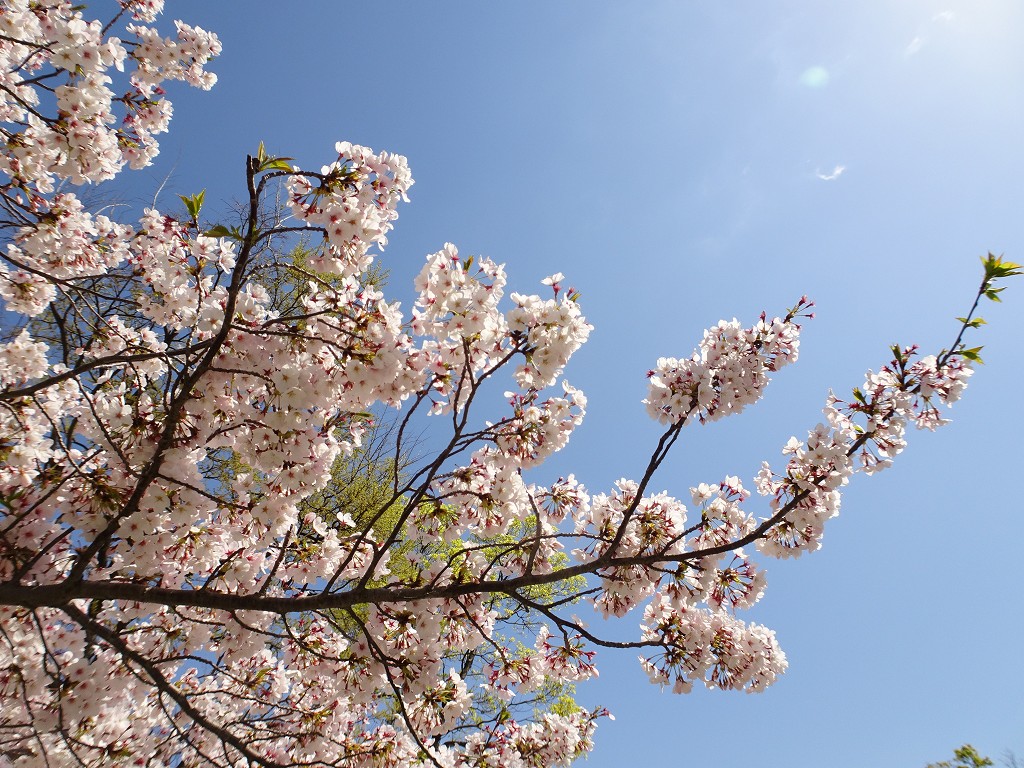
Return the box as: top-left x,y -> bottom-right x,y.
120,2 -> 1023,765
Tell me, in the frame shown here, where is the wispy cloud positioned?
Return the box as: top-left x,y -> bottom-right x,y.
815,165 -> 846,181
907,11 -> 954,57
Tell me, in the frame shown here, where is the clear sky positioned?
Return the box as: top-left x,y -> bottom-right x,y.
119,2 -> 1024,765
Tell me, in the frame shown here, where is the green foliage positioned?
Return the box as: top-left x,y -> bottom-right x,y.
203,224 -> 243,241
253,141 -> 294,174
178,189 -> 205,222
926,744 -> 995,768
298,426 -> 417,588
980,252 -> 1022,303
941,254 -> 1021,366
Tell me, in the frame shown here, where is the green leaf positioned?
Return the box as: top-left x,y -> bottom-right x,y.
956,316 -> 986,328
252,142 -> 294,173
959,346 -> 984,363
981,252 -> 1022,280
178,189 -> 205,221
203,224 -> 241,240
260,157 -> 294,172
983,286 -> 1005,302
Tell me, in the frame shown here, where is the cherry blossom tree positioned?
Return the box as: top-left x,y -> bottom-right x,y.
0,3 -> 1018,767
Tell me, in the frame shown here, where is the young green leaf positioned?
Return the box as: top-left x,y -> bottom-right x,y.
204,224 -> 240,240
959,346 -> 984,363
259,157 -> 294,173
981,252 -> 1022,280
984,287 -> 1005,302
178,189 -> 205,220
955,316 -> 986,328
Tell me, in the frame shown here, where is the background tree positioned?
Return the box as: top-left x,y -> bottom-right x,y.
926,745 -> 995,768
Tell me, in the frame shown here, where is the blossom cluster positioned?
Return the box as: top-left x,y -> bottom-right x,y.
0,193 -> 134,315
0,0 -> 219,194
644,299 -> 809,425
287,141 -> 413,277
411,246 -> 592,412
